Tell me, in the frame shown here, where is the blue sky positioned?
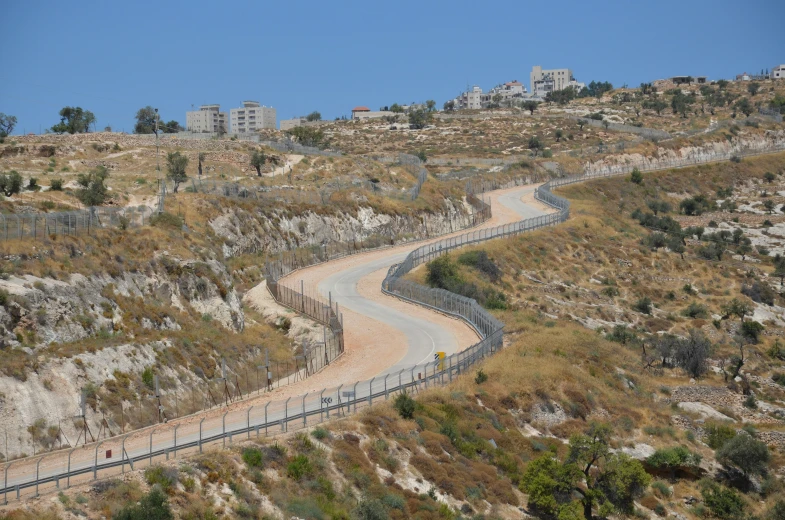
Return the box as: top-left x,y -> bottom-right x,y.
1,0 -> 783,134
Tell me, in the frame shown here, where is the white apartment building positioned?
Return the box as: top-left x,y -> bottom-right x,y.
453,86 -> 484,110
773,64 -> 785,80
186,104 -> 228,133
452,81 -> 528,110
530,66 -> 584,98
230,101 -> 276,133
487,80 -> 527,104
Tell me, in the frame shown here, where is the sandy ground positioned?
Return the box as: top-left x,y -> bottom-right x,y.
3,184 -> 553,495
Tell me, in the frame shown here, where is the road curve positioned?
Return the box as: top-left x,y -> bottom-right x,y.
2,184 -> 551,495
302,184 -> 549,377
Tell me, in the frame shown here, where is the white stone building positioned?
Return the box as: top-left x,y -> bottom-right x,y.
530,66 -> 585,98
773,64 -> 785,80
230,101 -> 276,133
186,104 -> 228,133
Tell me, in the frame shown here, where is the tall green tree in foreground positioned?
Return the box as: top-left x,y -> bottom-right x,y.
521,423 -> 650,520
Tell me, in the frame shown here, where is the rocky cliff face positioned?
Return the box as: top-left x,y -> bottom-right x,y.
585,130 -> 785,172
210,199 -> 473,258
0,254 -> 242,352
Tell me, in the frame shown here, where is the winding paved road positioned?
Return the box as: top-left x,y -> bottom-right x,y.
2,183 -> 549,500
317,185 -> 547,374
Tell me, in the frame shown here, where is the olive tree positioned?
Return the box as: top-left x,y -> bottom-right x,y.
165,151 -> 188,193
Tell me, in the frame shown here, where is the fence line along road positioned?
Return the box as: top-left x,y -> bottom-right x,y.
4,143 -> 785,502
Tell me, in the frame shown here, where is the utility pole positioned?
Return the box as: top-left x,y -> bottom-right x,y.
155,108 -> 160,175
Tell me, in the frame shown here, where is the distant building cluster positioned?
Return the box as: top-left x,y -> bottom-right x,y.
735,65 -> 785,81
449,66 -> 585,111
186,101 -> 276,133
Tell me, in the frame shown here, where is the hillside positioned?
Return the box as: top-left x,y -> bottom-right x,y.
3,151 -> 785,520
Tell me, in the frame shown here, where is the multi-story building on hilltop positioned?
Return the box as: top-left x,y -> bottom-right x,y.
230,101 -> 276,133
186,104 -> 228,133
530,66 -> 585,98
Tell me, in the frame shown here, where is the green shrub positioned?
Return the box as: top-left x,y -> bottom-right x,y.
651,480 -> 671,498
645,446 -> 702,470
286,454 -> 313,480
633,297 -> 653,314
701,482 -> 745,520
143,466 -> 178,493
150,212 -> 183,230
426,255 -> 460,289
141,367 -> 154,389
681,302 -> 709,319
115,485 -> 173,520
242,447 -> 264,468
475,369 -> 488,385
630,168 -> 643,185
311,427 -> 329,440
705,423 -> 736,450
49,179 -> 63,191
772,373 -> 785,386
354,498 -> 389,520
458,250 -> 502,282
393,392 -> 416,419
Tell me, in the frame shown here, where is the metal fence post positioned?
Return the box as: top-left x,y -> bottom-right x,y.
284,397 -> 291,432
247,406 -> 254,439
384,374 -> 390,399
265,402 -> 270,436
353,381 -> 359,412
320,389 -> 326,421
148,429 -> 156,465
199,418 -> 205,453
368,377 -> 375,406
173,425 -> 180,458
3,461 -> 13,505
66,448 -> 76,488
94,441 -> 105,480
222,412 -> 229,446
302,392 -> 309,427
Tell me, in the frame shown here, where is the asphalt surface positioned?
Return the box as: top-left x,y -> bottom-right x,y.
3,184 -> 546,494
318,185 -> 546,375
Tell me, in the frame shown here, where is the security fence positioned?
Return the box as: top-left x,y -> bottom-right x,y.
258,139 -> 342,157
0,206 -> 153,242
7,143 -> 785,501
369,153 -> 428,200
584,140 -> 785,177
565,116 -> 671,140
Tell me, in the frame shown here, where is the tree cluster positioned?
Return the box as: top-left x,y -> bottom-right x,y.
51,106 -> 96,134
578,81 -> 614,99
545,87 -> 578,105
644,329 -> 713,377
286,126 -> 326,148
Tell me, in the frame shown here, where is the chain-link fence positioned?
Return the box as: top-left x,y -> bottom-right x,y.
258,139 -> 342,157
7,142 -> 785,501
1,324 -> 501,503
565,116 -> 671,140
584,140 -> 785,177
0,206 -> 154,241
